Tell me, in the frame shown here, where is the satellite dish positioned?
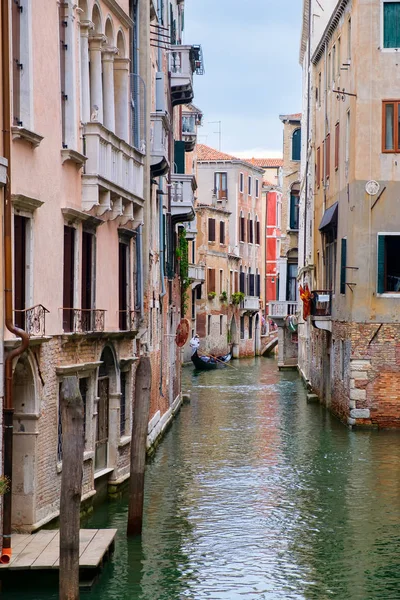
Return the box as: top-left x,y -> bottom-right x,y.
175,318 -> 190,347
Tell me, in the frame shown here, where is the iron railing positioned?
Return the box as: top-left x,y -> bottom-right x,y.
62,308 -> 106,333
14,304 -> 49,337
311,290 -> 332,317
118,310 -> 139,332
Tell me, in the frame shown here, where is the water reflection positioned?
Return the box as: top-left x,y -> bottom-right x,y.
3,357 -> 400,599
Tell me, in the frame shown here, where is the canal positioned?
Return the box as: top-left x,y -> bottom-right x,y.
4,357 -> 400,599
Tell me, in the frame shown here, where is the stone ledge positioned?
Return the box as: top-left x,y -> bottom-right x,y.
12,126 -> 43,148
350,408 -> 370,419
350,388 -> 367,401
61,148 -> 87,167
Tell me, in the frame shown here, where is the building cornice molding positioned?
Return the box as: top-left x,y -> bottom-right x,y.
12,194 -> 44,212
102,0 -> 133,28
312,0 -> 350,65
197,159 -> 265,175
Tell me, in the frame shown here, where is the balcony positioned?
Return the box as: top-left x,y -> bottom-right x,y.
62,309 -> 106,334
269,301 -> 298,318
182,114 -> 197,152
171,173 -> 197,223
188,264 -> 205,282
311,290 -> 332,332
14,304 -> 49,337
118,310 -> 139,332
240,296 -> 260,312
169,46 -> 196,106
82,122 -> 144,212
184,219 -> 198,240
150,112 -> 169,177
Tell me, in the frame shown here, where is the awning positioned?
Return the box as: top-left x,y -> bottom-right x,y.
319,201 -> 338,232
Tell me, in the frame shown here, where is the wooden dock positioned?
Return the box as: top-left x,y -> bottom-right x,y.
0,529 -> 117,571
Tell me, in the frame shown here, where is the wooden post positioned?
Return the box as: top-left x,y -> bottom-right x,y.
59,376 -> 84,600
127,357 -> 152,536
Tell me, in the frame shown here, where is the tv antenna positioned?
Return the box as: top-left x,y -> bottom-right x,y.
208,121 -> 222,151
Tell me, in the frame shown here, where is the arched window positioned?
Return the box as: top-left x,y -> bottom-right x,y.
239,211 -> 245,242
292,128 -> 301,161
290,183 -> 300,230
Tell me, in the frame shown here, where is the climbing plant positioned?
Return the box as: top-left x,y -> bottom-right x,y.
0,476 -> 9,496
176,229 -> 190,316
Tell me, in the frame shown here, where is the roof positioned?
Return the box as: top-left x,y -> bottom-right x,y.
197,144 -> 264,173
241,158 -> 283,168
279,113 -> 302,123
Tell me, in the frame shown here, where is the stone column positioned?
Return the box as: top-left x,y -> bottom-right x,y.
102,46 -> 118,132
89,34 -> 105,123
79,20 -> 93,123
114,57 -> 130,142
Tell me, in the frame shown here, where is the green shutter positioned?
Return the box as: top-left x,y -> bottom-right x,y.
174,141 -> 185,174
340,238 -> 347,294
377,235 -> 386,293
292,128 -> 301,161
290,195 -> 296,229
384,2 -> 400,48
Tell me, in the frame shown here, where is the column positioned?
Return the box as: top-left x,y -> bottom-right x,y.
79,20 -> 93,123
114,57 -> 130,142
102,46 -> 117,132
89,34 -> 105,123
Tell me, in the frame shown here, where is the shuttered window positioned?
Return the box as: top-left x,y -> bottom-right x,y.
239,173 -> 244,193
214,172 -> 227,200
335,122 -> 340,170
248,315 -> 253,339
249,274 -> 255,296
326,133 -> 331,179
81,231 -> 93,311
219,220 -> 225,244
256,219 -> 261,245
208,218 -> 216,242
340,238 -> 347,294
316,146 -> 321,187
248,217 -> 253,244
174,141 -> 185,174
382,101 -> 400,152
256,274 -> 261,297
384,2 -> 400,48
292,128 -> 301,161
234,271 -> 239,293
63,226 -> 75,332
14,215 -> 27,329
239,271 -> 245,293
290,184 -> 300,230
208,268 -> 216,293
239,214 -> 246,242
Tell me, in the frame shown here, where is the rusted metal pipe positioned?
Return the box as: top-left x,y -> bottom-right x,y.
1,0 -> 30,564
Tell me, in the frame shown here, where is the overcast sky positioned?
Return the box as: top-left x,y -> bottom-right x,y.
183,0 -> 302,158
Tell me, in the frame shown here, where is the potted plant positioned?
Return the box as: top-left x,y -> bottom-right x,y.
220,291 -> 228,303
231,292 -> 245,306
208,291 -> 217,300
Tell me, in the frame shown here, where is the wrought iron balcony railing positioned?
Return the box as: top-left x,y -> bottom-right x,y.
62,308 -> 106,334
14,304 -> 49,337
311,290 -> 332,317
118,310 -> 139,332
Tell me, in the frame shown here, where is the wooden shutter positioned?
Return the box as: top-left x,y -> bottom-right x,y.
219,220 -> 225,244
81,231 -> 93,310
256,274 -> 261,297
239,271 -> 245,293
256,220 -> 260,245
248,218 -> 253,243
377,235 -> 386,293
326,133 -> 331,179
249,274 -> 255,296
240,216 -> 245,242
234,271 -> 239,293
63,226 -> 75,331
14,215 -> 26,328
208,268 -> 215,293
335,122 -> 340,170
174,141 -> 185,174
384,2 -> 400,48
12,0 -> 21,126
316,146 -> 321,187
119,242 -> 129,329
208,218 -> 216,242
292,128 -> 301,160
340,238 -> 347,294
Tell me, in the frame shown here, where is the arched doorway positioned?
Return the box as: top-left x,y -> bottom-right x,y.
12,354 -> 38,528
255,314 -> 260,355
96,346 -> 117,471
229,316 -> 239,359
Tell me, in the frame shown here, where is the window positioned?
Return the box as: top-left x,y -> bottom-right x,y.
14,215 -> 30,329
248,176 -> 252,196
239,172 -> 244,192
332,45 -> 336,87
82,230 -> 94,315
214,172 -> 227,200
347,18 -> 351,60
120,372 -> 127,437
219,220 -> 225,244
328,52 -> 331,90
208,218 -> 216,242
325,133 -> 331,179
79,377 -> 89,443
377,234 -> 400,292
337,37 -> 341,78
324,230 -> 337,292
219,269 -> 223,294
316,146 -> 321,187
255,179 -> 259,198
208,315 -> 212,335
292,128 -> 301,161
287,263 -> 298,301
239,212 -> 246,242
248,316 -> 253,339
191,239 -> 196,263
248,215 -> 253,244
191,288 -> 196,320
240,315 -> 245,339
335,122 -> 340,170
346,111 -> 350,164
63,225 -> 75,332
383,2 -> 400,48
382,101 -> 400,152
230,270 -> 234,294
207,268 -> 216,293
248,272 -> 255,296
340,238 -> 347,294
119,240 -> 130,330
290,184 -> 300,230
239,269 -> 245,293
318,72 -> 322,107
234,270 -> 239,293
255,218 -> 261,245
219,315 -> 223,336
256,272 -> 261,297
12,0 -> 33,129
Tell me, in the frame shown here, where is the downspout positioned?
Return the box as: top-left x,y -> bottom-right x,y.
303,0 -> 312,272
1,0 -> 30,564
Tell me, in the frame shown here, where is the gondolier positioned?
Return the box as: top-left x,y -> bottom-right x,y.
189,333 -> 200,355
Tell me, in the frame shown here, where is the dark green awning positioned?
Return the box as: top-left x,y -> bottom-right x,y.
319,201 -> 338,231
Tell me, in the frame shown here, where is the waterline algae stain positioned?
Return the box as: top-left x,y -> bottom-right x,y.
3,358 -> 400,599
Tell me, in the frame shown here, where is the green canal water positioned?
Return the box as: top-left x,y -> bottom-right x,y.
3,357 -> 400,599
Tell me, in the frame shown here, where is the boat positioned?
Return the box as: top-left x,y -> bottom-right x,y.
191,350 -> 232,371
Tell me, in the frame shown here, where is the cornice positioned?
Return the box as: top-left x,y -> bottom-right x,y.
102,0 -> 133,28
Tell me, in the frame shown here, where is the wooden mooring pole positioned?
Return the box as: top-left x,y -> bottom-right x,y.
127,357 -> 152,536
59,376 -> 84,600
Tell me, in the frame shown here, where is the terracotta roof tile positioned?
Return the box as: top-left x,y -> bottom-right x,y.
242,157 -> 283,168
197,144 -> 237,161
279,112 -> 302,122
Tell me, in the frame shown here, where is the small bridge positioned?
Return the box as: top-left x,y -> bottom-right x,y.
260,331 -> 278,356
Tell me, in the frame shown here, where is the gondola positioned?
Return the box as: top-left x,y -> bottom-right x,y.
191,350 -> 232,371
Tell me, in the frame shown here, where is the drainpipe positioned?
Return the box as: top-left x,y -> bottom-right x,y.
303,0 -> 312,275
1,0 -> 30,564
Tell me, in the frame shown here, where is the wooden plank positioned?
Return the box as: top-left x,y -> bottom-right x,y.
11,531 -> 58,569
31,532 -> 60,569
79,529 -> 117,568
53,530 -> 98,567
